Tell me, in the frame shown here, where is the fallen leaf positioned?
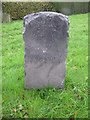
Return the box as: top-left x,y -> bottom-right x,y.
18,104 -> 23,111
74,111 -> 78,116
24,114 -> 28,118
72,66 -> 78,70
13,108 -> 17,113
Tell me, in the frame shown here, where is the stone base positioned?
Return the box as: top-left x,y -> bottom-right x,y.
25,61 -> 66,89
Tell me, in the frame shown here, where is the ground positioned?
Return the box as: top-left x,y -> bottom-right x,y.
2,13 -> 88,118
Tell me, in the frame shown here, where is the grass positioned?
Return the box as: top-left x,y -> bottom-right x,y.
2,13 -> 88,118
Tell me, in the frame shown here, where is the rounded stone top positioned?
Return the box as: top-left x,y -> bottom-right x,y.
23,11 -> 69,26
24,11 -> 68,18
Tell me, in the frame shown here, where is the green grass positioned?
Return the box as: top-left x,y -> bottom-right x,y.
2,13 -> 88,118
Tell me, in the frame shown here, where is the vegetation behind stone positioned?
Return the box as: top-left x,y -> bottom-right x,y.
2,2 -> 88,20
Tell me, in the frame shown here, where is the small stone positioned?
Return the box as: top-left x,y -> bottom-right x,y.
2,13 -> 11,23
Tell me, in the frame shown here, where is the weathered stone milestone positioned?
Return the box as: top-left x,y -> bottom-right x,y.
23,12 -> 69,89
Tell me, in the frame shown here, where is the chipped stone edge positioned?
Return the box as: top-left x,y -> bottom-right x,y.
23,12 -> 70,35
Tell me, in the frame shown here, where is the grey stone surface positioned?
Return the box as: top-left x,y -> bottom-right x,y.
2,13 -> 11,23
23,12 -> 69,89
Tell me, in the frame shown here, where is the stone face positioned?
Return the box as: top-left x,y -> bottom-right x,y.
2,13 -> 11,23
23,12 -> 69,89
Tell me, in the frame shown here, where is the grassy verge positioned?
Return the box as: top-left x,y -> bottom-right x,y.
2,13 -> 88,118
